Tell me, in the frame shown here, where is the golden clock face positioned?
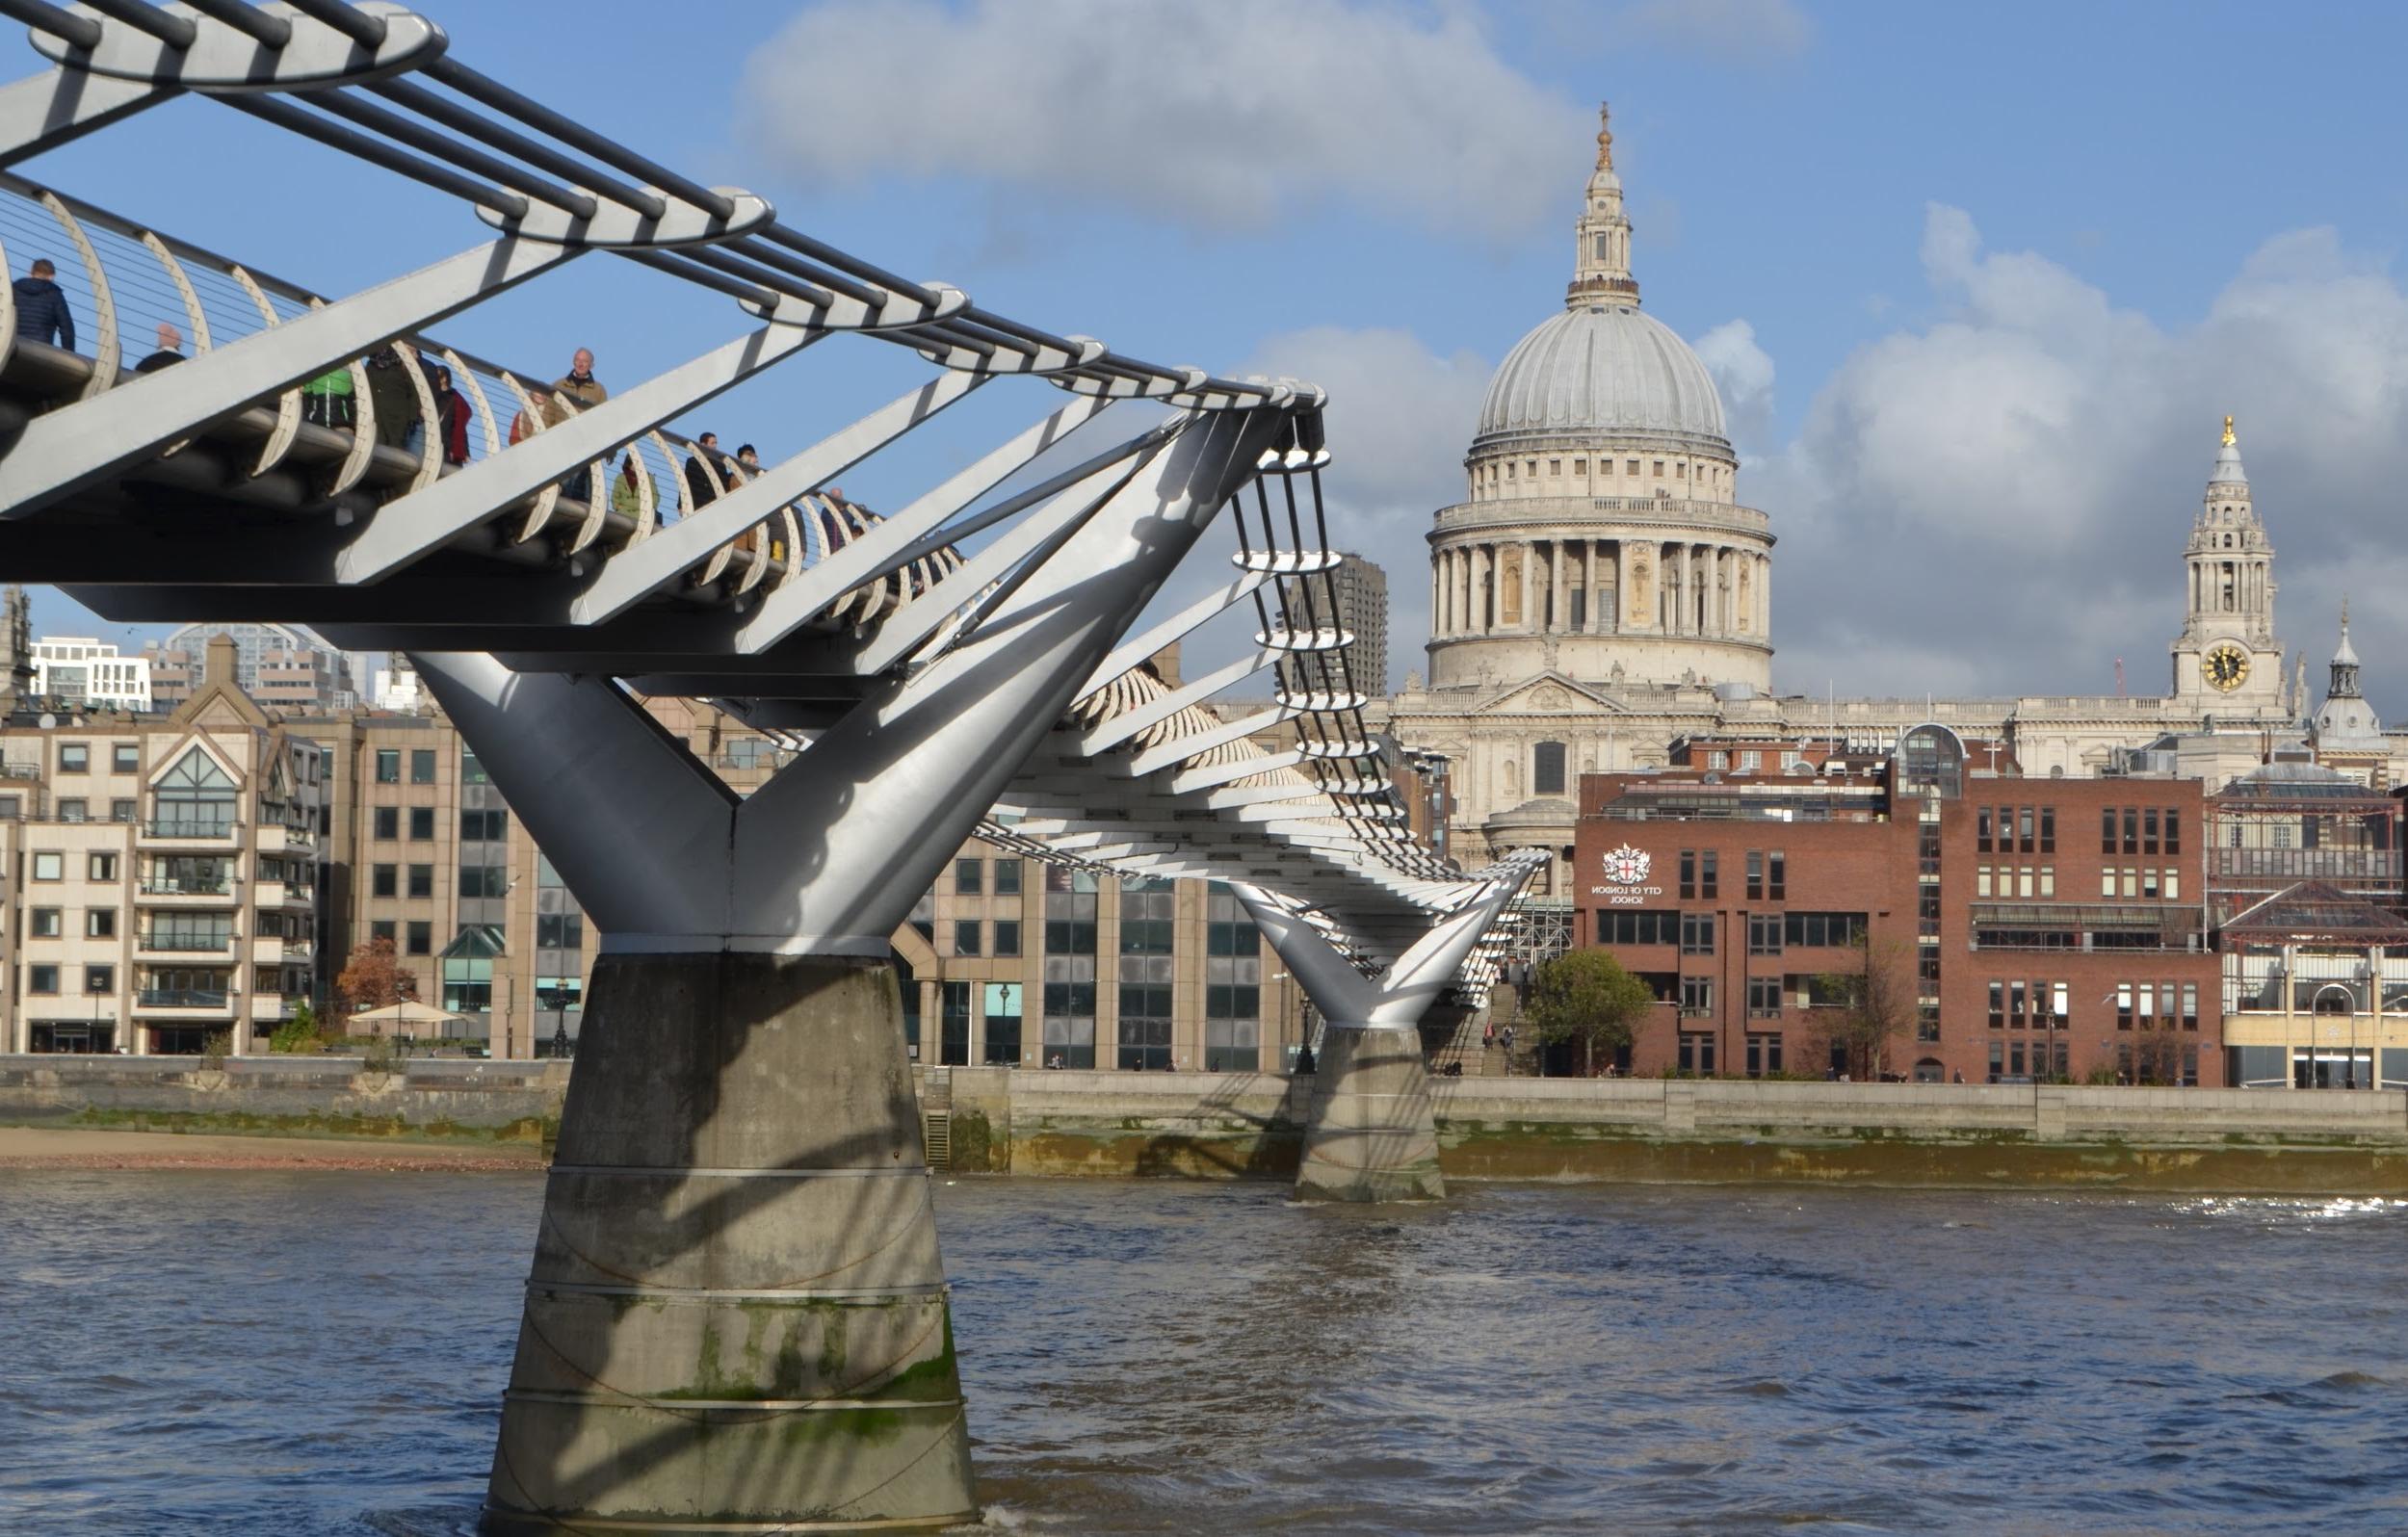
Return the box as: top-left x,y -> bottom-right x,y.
2205,644 -> 2250,691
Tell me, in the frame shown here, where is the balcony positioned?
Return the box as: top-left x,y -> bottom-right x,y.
249,993 -> 297,1024
135,932 -> 235,960
137,876 -> 239,905
252,878 -> 315,909
256,823 -> 316,855
251,935 -> 313,966
139,817 -> 239,847
135,987 -> 233,1018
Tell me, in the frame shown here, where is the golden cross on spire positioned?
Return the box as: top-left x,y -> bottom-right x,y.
1595,101 -> 1613,171
2222,413 -> 2236,447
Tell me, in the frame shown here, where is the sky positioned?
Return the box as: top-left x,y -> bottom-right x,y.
15,0 -> 2408,719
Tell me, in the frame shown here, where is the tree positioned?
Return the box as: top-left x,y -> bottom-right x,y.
268,998 -> 322,1055
1811,934 -> 1914,1081
336,936 -> 419,1021
1526,950 -> 1657,1077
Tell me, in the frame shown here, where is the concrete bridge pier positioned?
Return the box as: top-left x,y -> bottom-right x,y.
1234,866 -> 1533,1203
410,404 -> 1291,1532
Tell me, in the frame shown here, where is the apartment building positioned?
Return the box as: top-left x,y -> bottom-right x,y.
1,637 -> 323,1054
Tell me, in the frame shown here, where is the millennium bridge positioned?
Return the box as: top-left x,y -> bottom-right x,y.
0,1 -> 1537,1527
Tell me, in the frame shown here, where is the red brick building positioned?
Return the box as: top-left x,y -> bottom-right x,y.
1573,726 -> 2221,1084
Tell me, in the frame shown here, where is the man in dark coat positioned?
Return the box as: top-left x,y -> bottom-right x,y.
683,430 -> 727,512
135,322 -> 186,373
13,258 -> 73,350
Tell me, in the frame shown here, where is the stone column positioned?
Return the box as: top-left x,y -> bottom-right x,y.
1583,540 -> 1599,634
1471,544 -> 1489,634
1551,538 -> 1568,635
1519,540 -> 1536,634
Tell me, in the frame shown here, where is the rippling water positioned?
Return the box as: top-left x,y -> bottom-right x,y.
4,1170 -> 2406,1534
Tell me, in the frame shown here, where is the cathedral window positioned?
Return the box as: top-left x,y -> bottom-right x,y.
1549,459 -> 1560,476
1653,459 -> 1665,476
1574,458 -> 1585,476
1677,462 -> 1687,478
1533,742 -> 1566,795
1627,458 -> 1639,476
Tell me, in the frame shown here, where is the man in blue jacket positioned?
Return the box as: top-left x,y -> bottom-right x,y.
13,258 -> 74,351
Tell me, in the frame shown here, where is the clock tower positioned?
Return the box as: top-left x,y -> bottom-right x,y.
2171,417 -> 2284,710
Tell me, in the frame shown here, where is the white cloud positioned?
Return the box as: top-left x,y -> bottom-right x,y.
1756,204 -> 2408,719
736,0 -> 1590,237
1693,318 -> 1774,449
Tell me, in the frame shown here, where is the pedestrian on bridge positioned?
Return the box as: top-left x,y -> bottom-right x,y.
683,430 -> 728,510
430,365 -> 473,466
545,347 -> 606,423
135,323 -> 185,373
13,258 -> 73,351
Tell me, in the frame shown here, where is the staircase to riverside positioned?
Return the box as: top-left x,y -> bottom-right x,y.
1424,995 -> 1523,1080
921,1068 -> 953,1172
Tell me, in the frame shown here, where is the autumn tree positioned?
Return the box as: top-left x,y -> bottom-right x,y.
1811,933 -> 1914,1081
336,935 -> 420,1020
1526,949 -> 1658,1077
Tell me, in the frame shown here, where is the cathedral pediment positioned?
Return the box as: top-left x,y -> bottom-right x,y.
1471,670 -> 1625,716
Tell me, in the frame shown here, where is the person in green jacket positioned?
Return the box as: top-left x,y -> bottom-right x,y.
302,362 -> 354,429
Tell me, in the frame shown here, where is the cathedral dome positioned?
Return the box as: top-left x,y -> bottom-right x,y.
1475,303 -> 1727,455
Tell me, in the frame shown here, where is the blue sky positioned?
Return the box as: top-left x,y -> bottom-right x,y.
17,0 -> 2408,716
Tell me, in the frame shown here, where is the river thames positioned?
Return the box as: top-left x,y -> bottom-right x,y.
3,1169 -> 2404,1534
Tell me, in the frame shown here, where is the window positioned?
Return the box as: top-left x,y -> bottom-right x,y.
955,857 -> 982,896
1977,807 -> 1992,852
2039,867 -> 2055,898
2018,808 -> 2035,853
154,747 -> 235,837
370,919 -> 396,944
2115,984 -> 2133,1030
983,982 -> 1023,1066
1782,912 -> 1867,948
1597,910 -> 1678,946
1627,458 -> 1638,475
375,749 -> 400,783
1679,850 -> 1696,899
1744,1033 -> 1783,1077
1747,914 -> 1782,955
1678,1031 -> 1715,1073
110,798 -> 135,823
2123,809 -> 2138,854
1699,851 -> 1717,899
1977,866 -> 1993,899
1767,851 -> 1785,900
88,851 -> 116,880
30,907 -> 60,937
409,749 -> 436,784
993,920 -> 1021,957
1679,976 -> 1713,1015
1988,980 -> 2004,1029
28,963 -> 58,994
2165,811 -> 2181,854
1532,742 -> 1567,796
458,864 -> 508,899
460,808 -> 508,840
406,921 -> 432,956
83,964 -> 113,994
2039,807 -> 2055,853
374,807 -> 398,840
2101,808 -> 2115,854
32,850 -> 61,881
372,864 -> 397,899
407,864 -> 433,899
1549,458 -> 1560,476
1653,459 -> 1665,476
57,742 -> 88,773
408,806 -> 434,841
112,743 -> 139,772
1747,977 -> 1781,1018
1746,850 -> 1765,899
954,921 -> 982,957
57,798 -> 86,822
2163,869 -> 2179,900
2182,982 -> 2199,1030
86,907 -> 116,939
1680,913 -> 1715,954
994,858 -> 1022,897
